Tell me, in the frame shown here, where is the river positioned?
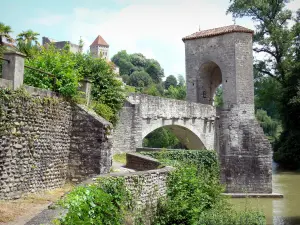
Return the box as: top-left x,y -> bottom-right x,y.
230,163 -> 300,225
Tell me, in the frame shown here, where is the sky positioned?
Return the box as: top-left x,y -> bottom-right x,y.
1,0 -> 299,77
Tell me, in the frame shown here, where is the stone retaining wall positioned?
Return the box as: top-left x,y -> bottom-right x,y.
0,88 -> 112,199
100,152 -> 173,216
126,152 -> 161,171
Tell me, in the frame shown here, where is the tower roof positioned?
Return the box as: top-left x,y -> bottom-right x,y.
182,25 -> 254,41
90,35 -> 109,47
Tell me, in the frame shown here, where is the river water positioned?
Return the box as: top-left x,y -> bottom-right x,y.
230,163 -> 300,225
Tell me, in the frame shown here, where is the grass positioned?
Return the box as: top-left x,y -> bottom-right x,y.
113,153 -> 127,164
0,183 -> 74,223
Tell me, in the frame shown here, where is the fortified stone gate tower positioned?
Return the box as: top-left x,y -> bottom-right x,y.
183,25 -> 272,193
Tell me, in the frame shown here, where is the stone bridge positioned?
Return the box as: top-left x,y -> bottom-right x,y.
113,25 -> 273,194
112,93 -> 217,152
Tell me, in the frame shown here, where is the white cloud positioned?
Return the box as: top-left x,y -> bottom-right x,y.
67,0 -> 240,76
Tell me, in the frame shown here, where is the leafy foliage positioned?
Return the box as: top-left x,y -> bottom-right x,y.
141,149 -> 219,170
143,128 -> 185,149
227,0 -> 294,83
213,86 -> 223,107
23,43 -> 124,124
154,164 -> 224,225
24,45 -> 80,98
256,109 -> 281,142
227,0 -> 300,169
254,74 -> 282,120
197,207 -> 266,225
128,71 -> 152,87
140,150 -> 264,225
92,103 -> 114,122
0,22 -> 14,45
274,61 -> 300,169
164,75 -> 177,89
112,50 -> 164,83
60,177 -> 131,225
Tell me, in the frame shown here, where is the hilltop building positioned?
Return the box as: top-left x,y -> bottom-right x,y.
89,35 -> 109,60
90,35 -> 120,75
42,37 -> 81,53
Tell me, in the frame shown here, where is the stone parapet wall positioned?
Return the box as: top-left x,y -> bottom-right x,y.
127,93 -> 216,119
126,152 -> 161,171
69,105 -> 112,181
99,161 -> 173,215
113,94 -> 217,153
0,89 -> 112,200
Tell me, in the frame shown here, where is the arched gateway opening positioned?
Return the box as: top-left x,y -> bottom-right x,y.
143,125 -> 205,150
197,61 -> 222,106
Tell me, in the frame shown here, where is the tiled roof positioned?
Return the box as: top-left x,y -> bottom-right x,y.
182,25 -> 254,41
90,35 -> 109,47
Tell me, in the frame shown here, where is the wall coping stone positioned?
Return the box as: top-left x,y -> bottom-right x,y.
76,104 -> 112,127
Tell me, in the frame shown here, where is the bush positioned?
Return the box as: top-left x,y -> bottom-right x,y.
153,164 -> 225,225
92,102 -> 114,123
24,45 -> 80,98
141,150 -> 265,225
197,207 -> 265,225
140,149 -> 218,171
59,177 -> 131,225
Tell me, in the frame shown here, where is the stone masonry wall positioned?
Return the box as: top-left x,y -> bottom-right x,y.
69,105 -> 112,182
0,91 -> 72,199
112,94 -> 216,153
0,87 -> 112,199
218,106 -> 272,193
126,152 -> 161,171
100,153 -> 173,218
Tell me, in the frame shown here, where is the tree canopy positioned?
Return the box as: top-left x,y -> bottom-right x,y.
228,0 -> 300,169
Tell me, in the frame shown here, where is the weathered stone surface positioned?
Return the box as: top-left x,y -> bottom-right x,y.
126,152 -> 161,171
99,153 -> 174,217
69,105 -> 112,181
0,92 -> 112,200
112,93 -> 217,153
184,28 -> 272,193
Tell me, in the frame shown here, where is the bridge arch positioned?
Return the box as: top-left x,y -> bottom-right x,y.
142,124 -> 206,150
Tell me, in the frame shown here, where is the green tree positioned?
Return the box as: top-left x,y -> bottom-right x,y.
129,53 -> 147,69
128,71 -> 152,87
227,0 -> 300,169
16,30 -> 40,57
256,109 -> 281,142
254,75 -> 282,119
74,53 -> 125,124
16,30 -> 40,45
214,86 -> 223,107
274,12 -> 300,168
145,59 -> 164,83
143,127 -> 185,149
165,85 -> 186,100
111,50 -> 134,76
24,45 -> 79,97
78,37 -> 84,53
164,75 -> 178,89
177,74 -> 185,87
142,84 -> 162,96
0,22 -> 13,46
227,0 -> 294,83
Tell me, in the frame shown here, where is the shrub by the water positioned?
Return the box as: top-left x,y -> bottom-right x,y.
59,177 -> 131,225
59,150 -> 265,225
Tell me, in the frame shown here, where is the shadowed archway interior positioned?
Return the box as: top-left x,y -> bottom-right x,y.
197,61 -> 222,105
143,125 -> 205,150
